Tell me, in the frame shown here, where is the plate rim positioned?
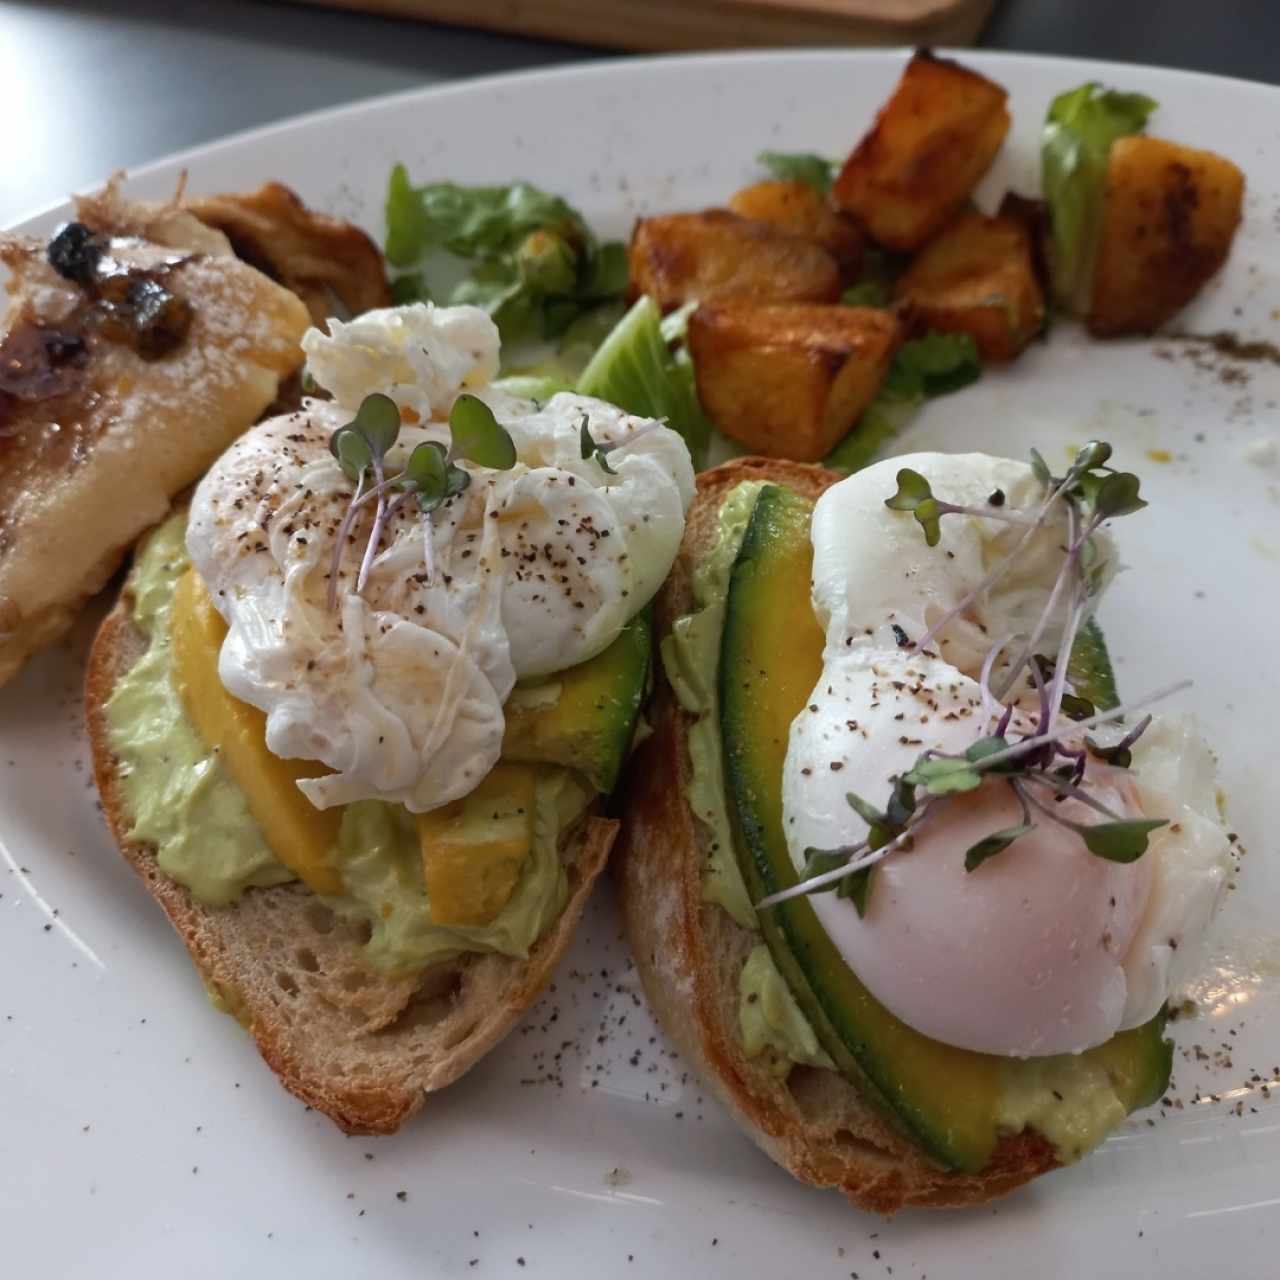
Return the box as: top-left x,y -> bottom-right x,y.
6,45 -> 1278,233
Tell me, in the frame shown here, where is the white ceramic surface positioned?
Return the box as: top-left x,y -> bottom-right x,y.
3,50 -> 1279,1280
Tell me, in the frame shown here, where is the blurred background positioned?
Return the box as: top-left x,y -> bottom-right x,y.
4,0 -> 1276,224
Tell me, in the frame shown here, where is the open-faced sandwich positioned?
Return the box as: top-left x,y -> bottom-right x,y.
85,301 -> 694,1133
618,448 -> 1233,1211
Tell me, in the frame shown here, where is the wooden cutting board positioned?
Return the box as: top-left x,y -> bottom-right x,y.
299,0 -> 996,51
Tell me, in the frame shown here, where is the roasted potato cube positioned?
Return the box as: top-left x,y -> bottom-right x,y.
895,208 -> 1044,361
628,210 -> 841,310
1088,136 -> 1245,336
727,180 -> 865,275
688,303 -> 902,461
832,51 -> 1010,252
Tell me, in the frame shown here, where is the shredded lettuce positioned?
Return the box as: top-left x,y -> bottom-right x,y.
1042,83 -> 1157,310
757,150 -> 838,194
384,163 -> 627,345
825,333 -> 981,473
577,297 -> 712,469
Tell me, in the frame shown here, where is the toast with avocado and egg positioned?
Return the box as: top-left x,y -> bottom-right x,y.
85,301 -> 696,1134
618,453 -> 1233,1212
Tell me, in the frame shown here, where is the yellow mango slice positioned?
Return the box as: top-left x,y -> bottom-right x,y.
170,570 -> 344,896
416,764 -> 536,926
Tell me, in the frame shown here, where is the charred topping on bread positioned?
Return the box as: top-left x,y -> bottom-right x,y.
46,221 -> 194,360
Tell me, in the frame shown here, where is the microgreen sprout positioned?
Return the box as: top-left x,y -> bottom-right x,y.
886,468 -> 1039,546
580,416 -> 617,475
579,415 -> 665,476
761,443 -> 1180,915
326,391 -> 516,607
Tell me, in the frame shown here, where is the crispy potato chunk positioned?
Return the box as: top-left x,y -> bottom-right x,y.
688,303 -> 901,461
895,209 -> 1044,361
727,180 -> 865,274
628,210 -> 841,310
832,51 -> 1010,252
1088,136 -> 1245,336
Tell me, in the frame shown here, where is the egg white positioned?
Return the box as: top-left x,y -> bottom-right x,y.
782,452 -> 1232,1057
187,306 -> 693,813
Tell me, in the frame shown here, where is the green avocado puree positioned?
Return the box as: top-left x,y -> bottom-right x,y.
105,515 -> 583,978
106,517 -> 293,907
662,482 -> 1140,1163
995,1052 -> 1129,1163
739,944 -> 835,1077
659,480 -> 764,929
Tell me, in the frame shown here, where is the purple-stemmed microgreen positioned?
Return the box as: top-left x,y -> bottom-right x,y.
326,391 -> 516,606
885,468 -> 1039,546
1086,713 -> 1153,769
327,392 -> 398,610
760,445 -> 1179,918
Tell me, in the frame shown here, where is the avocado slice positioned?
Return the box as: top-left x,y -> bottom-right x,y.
719,483 -> 1171,1172
501,613 -> 650,794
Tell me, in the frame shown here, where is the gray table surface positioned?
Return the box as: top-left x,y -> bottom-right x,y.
4,0 -> 1278,226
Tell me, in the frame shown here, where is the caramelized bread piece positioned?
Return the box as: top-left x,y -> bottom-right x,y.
0,187 -> 309,685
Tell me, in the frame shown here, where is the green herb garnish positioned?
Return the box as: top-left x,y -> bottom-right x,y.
326,391 -> 516,606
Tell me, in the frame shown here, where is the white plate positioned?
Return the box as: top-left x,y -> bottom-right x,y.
4,50 -> 1279,1279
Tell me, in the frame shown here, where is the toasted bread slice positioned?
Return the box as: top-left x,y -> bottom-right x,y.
615,458 -> 1056,1212
85,562 -> 615,1135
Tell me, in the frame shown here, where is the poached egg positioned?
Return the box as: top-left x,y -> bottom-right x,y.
781,453 -> 1232,1058
187,303 -> 694,813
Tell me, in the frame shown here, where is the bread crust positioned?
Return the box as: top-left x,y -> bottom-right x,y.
85,569 -> 614,1135
615,457 -> 1057,1212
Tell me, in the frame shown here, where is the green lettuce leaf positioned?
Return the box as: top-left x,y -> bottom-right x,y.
824,332 -> 980,473
383,163 -> 627,346
577,297 -> 712,468
757,150 -> 838,194
1041,83 -> 1157,309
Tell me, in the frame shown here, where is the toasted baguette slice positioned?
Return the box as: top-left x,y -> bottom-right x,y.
85,567 -> 615,1135
615,458 -> 1056,1213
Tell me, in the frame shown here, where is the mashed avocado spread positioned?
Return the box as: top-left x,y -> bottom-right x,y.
739,945 -> 834,1076
106,514 -> 582,977
660,481 -> 763,930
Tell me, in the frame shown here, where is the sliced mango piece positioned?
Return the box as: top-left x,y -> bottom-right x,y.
170,569 -> 344,896
416,763 -> 536,926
